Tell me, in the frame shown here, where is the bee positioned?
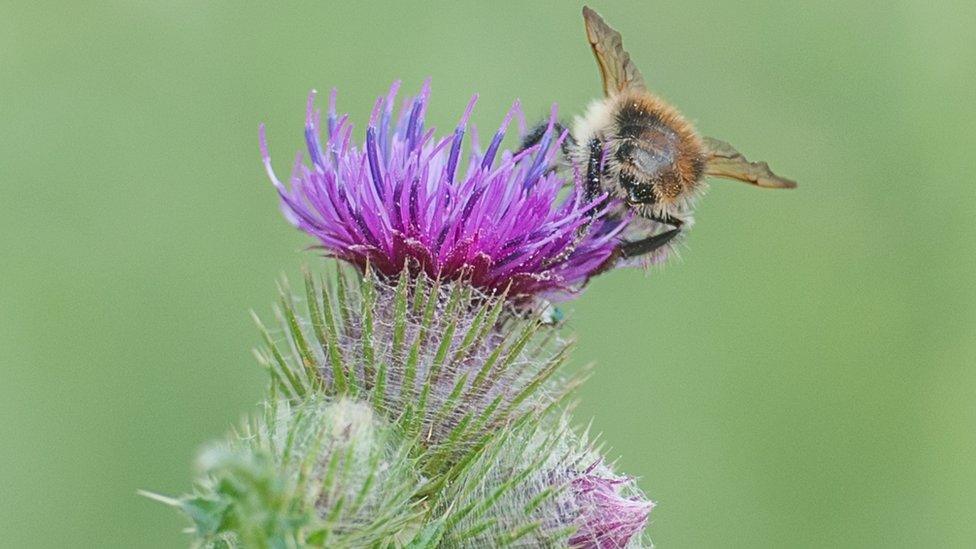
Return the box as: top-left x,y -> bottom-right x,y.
521,6 -> 796,263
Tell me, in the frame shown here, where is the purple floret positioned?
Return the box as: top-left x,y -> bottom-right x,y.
261,81 -> 626,300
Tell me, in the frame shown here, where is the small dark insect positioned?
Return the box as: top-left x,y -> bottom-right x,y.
521,6 -> 796,266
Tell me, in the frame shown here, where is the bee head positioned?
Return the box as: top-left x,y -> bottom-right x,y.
612,94 -> 705,211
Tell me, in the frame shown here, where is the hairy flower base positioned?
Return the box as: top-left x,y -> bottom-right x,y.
437,418 -> 652,548
256,265 -> 579,471
150,265 -> 653,546
261,82 -> 627,300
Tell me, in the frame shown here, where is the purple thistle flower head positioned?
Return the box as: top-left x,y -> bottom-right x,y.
260,81 -> 625,300
569,462 -> 654,548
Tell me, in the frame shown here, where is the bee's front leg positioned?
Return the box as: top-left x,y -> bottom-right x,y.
517,121 -> 576,157
542,137 -> 605,268
584,138 -> 604,204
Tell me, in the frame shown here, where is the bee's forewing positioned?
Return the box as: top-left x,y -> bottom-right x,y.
582,6 -> 647,96
701,137 -> 797,189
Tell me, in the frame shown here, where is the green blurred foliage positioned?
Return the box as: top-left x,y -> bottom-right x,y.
1,1 -> 973,547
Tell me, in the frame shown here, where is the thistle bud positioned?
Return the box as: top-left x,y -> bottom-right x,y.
437,419 -> 653,547
148,398 -> 420,547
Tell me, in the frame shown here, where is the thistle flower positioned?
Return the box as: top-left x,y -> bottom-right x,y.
257,267 -> 577,471
144,398 -> 422,548
152,79 -> 662,547
260,81 -> 626,300
435,418 -> 653,548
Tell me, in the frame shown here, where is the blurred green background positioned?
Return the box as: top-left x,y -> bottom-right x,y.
2,1 -> 974,547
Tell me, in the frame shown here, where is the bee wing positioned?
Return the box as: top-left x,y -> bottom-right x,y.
701,136 -> 797,189
582,6 -> 647,96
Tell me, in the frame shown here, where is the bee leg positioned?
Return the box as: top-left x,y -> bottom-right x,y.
586,214 -> 682,279
619,228 -> 681,258
517,122 -> 549,152
647,214 -> 684,229
618,211 -> 683,260
583,138 -> 604,204
517,121 -> 576,157
585,227 -> 680,280
542,137 -> 605,268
